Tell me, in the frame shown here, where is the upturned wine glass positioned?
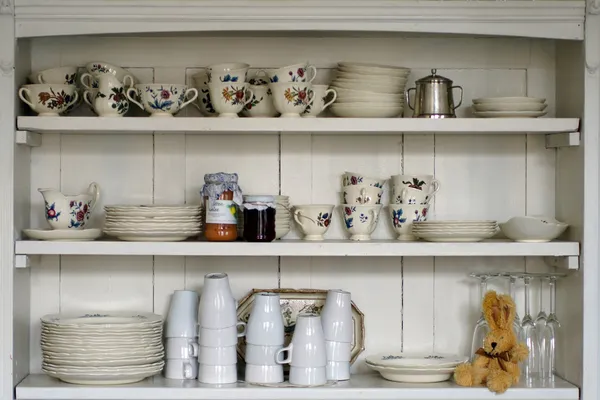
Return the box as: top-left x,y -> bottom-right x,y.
534,276 -> 548,335
521,274 -> 540,382
469,273 -> 491,361
540,275 -> 561,380
507,274 -> 523,338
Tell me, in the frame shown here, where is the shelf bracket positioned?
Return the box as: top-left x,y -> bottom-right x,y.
16,130 -> 41,147
545,132 -> 580,148
14,255 -> 31,269
543,256 -> 579,270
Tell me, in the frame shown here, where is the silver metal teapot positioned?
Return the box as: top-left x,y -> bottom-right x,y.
406,69 -> 463,118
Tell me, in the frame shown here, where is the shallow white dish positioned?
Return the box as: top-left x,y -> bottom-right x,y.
332,86 -> 404,100
366,363 -> 453,383
414,220 -> 497,225
42,311 -> 162,326
42,368 -> 162,385
331,80 -> 402,94
337,62 -> 411,76
43,354 -> 164,367
473,110 -> 547,118
500,216 -> 568,242
331,104 -> 403,118
473,102 -> 547,112
472,96 -> 546,104
366,352 -> 468,368
23,228 -> 102,241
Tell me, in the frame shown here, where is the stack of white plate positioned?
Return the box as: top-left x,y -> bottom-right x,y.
472,97 -> 547,118
412,220 -> 499,242
237,195 -> 291,239
41,312 -> 164,385
104,205 -> 202,242
366,352 -> 468,383
330,62 -> 410,118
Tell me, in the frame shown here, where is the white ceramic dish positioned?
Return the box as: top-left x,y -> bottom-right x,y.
43,354 -> 164,367
500,216 -> 568,242
42,368 -> 162,385
331,104 -> 403,118
366,363 -> 453,383
473,102 -> 547,112
366,352 -> 468,368
330,80 -> 402,94
336,72 -> 408,84
472,96 -> 545,104
414,220 -> 497,225
332,86 -> 404,100
473,110 -> 547,118
337,62 -> 410,77
23,229 -> 102,241
42,312 -> 162,326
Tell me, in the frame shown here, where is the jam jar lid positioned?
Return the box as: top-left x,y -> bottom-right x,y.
243,195 -> 275,210
201,172 -> 243,207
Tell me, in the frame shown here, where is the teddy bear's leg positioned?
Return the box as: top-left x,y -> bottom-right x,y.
487,369 -> 513,394
454,363 -> 487,387
503,362 -> 521,384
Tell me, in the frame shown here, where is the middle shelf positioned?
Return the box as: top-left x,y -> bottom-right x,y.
15,239 -> 579,258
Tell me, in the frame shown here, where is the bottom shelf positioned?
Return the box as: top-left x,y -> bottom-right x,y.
17,373 -> 579,400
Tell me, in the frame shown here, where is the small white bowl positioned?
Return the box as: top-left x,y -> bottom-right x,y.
500,216 -> 568,243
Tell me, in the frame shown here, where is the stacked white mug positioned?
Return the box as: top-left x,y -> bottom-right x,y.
164,290 -> 200,380
197,273 -> 246,384
321,290 -> 353,381
244,292 -> 285,384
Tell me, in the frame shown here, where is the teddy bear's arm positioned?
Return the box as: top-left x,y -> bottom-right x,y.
510,343 -> 529,363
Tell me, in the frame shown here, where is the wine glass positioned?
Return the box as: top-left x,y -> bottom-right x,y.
540,275 -> 561,381
507,273 -> 523,338
521,274 -> 540,382
534,276 -> 548,334
469,273 -> 491,361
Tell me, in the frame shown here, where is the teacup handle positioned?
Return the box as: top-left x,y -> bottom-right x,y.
307,89 -> 315,107
293,210 -> 307,228
244,88 -> 255,106
83,90 -> 94,108
236,321 -> 247,337
18,88 -> 34,108
189,342 -> 199,357
183,361 -> 193,379
399,188 -> 408,204
367,210 -> 378,230
80,73 -> 95,90
255,70 -> 269,78
88,182 -> 100,212
430,180 -> 441,199
307,65 -> 318,83
181,88 -> 199,110
275,344 -> 293,365
36,73 -> 45,84
322,88 -> 337,110
126,87 -> 144,110
122,74 -> 135,89
67,91 -> 79,108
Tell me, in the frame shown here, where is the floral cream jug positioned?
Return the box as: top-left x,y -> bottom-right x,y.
39,182 -> 100,230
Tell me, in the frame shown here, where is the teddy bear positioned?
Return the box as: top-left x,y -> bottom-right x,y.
454,290 -> 529,394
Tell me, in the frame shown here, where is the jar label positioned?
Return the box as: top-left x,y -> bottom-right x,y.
206,200 -> 237,224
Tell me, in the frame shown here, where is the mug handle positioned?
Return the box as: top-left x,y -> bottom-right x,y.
275,344 -> 292,365
322,88 -> 337,110
183,361 -> 193,379
126,87 -> 144,110
18,88 -> 34,108
429,180 -> 441,199
236,321 -> 247,337
406,88 -> 416,111
181,88 -> 199,110
122,74 -> 135,89
36,73 -> 45,84
87,182 -> 100,212
189,342 -> 199,357
243,88 -> 254,106
307,65 -> 318,83
67,91 -> 79,108
307,88 -> 315,107
80,72 -> 94,90
83,90 -> 94,108
367,210 -> 378,230
293,210 -> 307,229
452,86 -> 463,109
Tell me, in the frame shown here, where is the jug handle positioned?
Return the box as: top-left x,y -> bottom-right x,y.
88,182 -> 100,212
452,86 -> 463,109
406,88 -> 416,111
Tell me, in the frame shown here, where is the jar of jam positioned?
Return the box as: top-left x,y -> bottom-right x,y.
201,173 -> 243,242
243,195 -> 276,242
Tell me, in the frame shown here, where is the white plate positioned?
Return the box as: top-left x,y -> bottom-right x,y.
43,359 -> 164,370
105,216 -> 202,222
472,96 -> 545,104
104,223 -> 201,230
366,363 -> 452,383
473,111 -> 547,118
42,369 -> 162,385
331,104 -> 403,118
107,234 -> 198,242
413,230 -> 498,234
105,204 -> 200,210
337,62 -> 410,76
106,210 -> 201,217
23,228 -> 102,241
42,345 -> 162,355
366,352 -> 468,368
42,312 -> 162,326
472,102 -> 547,112
413,220 -> 497,225
43,354 -> 164,367
330,80 -> 402,94
416,236 -> 495,242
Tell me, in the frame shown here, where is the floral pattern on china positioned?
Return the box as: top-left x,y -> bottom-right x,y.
97,86 -> 129,115
38,88 -> 75,111
316,212 -> 331,227
145,85 -> 187,111
221,85 -> 247,105
344,206 -> 371,228
271,67 -> 308,83
284,86 -> 310,106
344,175 -> 384,189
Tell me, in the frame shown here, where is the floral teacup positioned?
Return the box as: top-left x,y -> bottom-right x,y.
302,85 -> 337,117
392,185 -> 439,205
127,84 -> 198,117
389,204 -> 430,241
262,63 -> 317,83
191,73 -> 217,117
293,204 -> 335,241
19,84 -> 79,116
84,61 -> 135,85
243,84 -> 278,118
341,204 -> 382,241
269,82 -> 313,118
343,185 -> 383,205
208,82 -> 253,118
342,172 -> 386,189
83,75 -> 129,117
29,66 -> 78,85
205,62 -> 249,83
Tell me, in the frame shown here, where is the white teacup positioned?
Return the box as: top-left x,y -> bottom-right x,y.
166,290 -> 199,338
127,84 -> 198,117
243,84 -> 279,117
208,81 -> 253,118
197,345 -> 237,366
343,185 -> 383,205
19,84 -> 79,116
191,73 -> 217,117
197,364 -> 237,384
293,204 -> 335,241
342,172 -> 386,189
165,338 -> 199,359
206,62 -> 249,83
85,61 -> 135,84
29,66 -> 78,85
389,203 -> 430,241
165,358 -> 197,380
302,85 -> 336,117
269,82 -> 313,118
321,290 -> 353,343
263,63 -> 317,83
197,323 -> 246,347
390,174 -> 440,194
245,364 -> 284,384
392,185 -> 439,205
341,204 -> 383,241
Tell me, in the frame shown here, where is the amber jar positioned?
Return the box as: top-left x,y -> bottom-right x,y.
243,195 -> 276,242
202,173 -> 243,242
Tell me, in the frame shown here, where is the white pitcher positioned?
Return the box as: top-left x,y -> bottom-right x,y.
83,74 -> 131,117
38,182 -> 100,230
246,292 -> 284,346
198,273 -> 237,329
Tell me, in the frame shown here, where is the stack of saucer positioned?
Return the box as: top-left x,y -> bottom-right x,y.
41,312 -> 164,385
366,352 -> 468,383
412,220 -> 498,242
472,97 -> 547,118
103,205 -> 202,242
238,195 -> 290,239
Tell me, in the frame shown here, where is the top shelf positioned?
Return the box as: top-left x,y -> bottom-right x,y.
14,0 -> 585,40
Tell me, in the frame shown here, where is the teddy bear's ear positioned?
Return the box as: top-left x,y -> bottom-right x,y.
482,290 -> 501,330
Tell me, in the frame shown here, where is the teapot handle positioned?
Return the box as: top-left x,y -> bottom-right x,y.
88,182 -> 100,212
406,88 -> 416,111
452,86 -> 463,109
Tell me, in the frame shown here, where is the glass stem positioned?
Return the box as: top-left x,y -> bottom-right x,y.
479,278 -> 488,311
524,276 -> 531,316
550,278 -> 556,315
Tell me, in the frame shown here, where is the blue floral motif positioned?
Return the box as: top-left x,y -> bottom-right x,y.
345,217 -> 354,229
220,74 -> 239,83
68,200 -> 92,228
270,75 -> 279,83
145,85 -> 182,111
359,213 -> 368,223
392,209 -> 407,228
45,202 -> 61,221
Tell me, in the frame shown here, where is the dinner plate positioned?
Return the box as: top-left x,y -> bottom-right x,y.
42,368 -> 162,385
472,102 -> 547,112
23,228 -> 102,241
366,352 -> 468,368
473,111 -> 547,118
42,312 -> 162,326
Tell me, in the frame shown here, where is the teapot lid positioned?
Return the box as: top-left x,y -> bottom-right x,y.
416,69 -> 453,84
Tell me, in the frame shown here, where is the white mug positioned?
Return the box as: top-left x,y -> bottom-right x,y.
275,313 -> 326,368
321,290 -> 353,343
166,290 -> 199,338
326,361 -> 350,381
165,337 -> 199,359
165,358 -> 197,380
246,292 -> 284,346
198,273 -> 238,329
198,345 -> 237,366
245,344 -> 283,366
197,363 -> 237,384
325,340 -> 352,362
198,323 -> 246,347
289,366 -> 327,386
245,364 -> 284,384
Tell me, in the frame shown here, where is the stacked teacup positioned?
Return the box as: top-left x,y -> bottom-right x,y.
243,76 -> 279,118
389,174 -> 440,241
341,172 -> 385,241
293,204 -> 335,241
20,65 -> 80,116
164,290 -> 199,380
321,290 -> 353,381
80,61 -> 136,117
197,273 -> 246,384
206,63 -> 253,118
244,292 -> 285,384
263,63 -> 317,118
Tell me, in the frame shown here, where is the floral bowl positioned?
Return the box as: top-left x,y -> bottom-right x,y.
19,84 -> 79,116
500,216 -> 568,243
127,84 -> 198,117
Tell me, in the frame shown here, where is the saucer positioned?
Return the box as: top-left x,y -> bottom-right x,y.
23,228 -> 102,241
